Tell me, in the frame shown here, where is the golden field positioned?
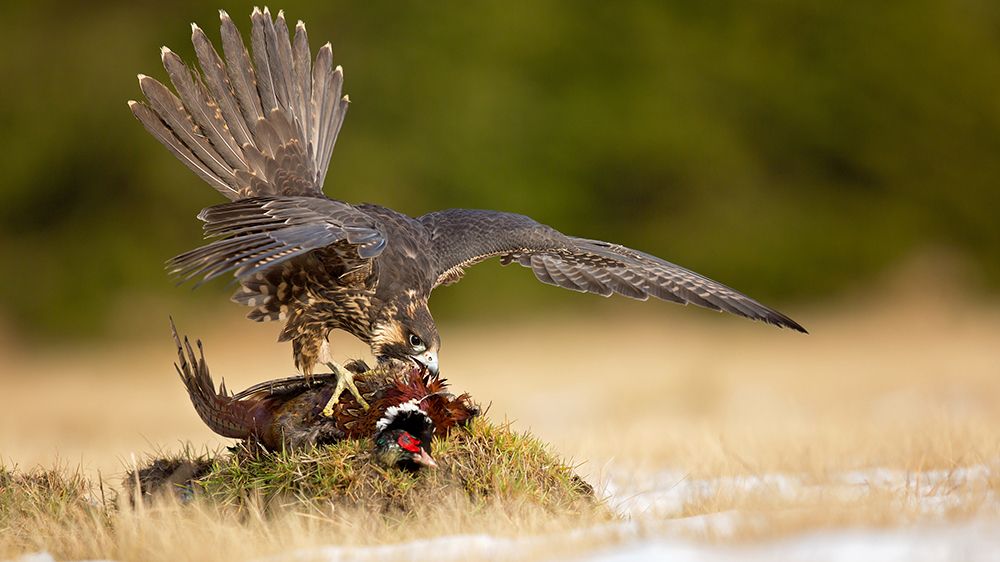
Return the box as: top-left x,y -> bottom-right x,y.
1,269 -> 998,560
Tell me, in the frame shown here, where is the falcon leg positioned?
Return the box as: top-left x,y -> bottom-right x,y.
321,361 -> 370,417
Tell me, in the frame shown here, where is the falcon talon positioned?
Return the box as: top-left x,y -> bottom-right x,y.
320,361 -> 370,416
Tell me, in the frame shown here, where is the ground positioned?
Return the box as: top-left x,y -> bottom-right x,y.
1,274 -> 998,560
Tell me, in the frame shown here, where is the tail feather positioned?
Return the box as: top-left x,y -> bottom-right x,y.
160,46 -> 246,171
129,100 -> 235,197
219,9 -> 265,127
192,21 -> 255,149
292,21 -> 312,162
171,319 -> 257,439
130,7 -> 350,200
137,74 -> 238,193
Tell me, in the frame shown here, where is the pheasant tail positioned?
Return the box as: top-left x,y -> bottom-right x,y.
171,319 -> 257,439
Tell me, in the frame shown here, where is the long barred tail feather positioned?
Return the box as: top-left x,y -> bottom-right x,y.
130,7 -> 349,200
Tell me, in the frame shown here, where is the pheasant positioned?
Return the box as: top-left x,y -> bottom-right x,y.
171,321 -> 478,469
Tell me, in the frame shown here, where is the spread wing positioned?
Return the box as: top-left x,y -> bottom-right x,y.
129,7 -> 348,200
168,196 -> 386,284
420,209 -> 807,333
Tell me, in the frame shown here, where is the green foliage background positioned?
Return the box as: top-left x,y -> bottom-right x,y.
2,1 -> 999,337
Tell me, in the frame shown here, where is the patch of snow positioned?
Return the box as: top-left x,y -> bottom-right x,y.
7,555 -> 56,562
257,519 -> 1000,562
272,534 -> 533,562
602,463 -> 998,521
572,521 -> 1000,562
603,470 -> 803,519
9,554 -> 114,562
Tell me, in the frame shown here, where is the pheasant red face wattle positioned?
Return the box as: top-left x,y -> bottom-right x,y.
397,433 -> 421,453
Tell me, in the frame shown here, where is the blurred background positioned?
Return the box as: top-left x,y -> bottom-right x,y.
1,1 -> 999,481
3,0 -> 1000,340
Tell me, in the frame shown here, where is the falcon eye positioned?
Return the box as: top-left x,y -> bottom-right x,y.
408,334 -> 424,349
397,432 -> 421,453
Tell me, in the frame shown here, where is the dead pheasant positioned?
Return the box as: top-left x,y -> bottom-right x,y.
171,321 -> 478,469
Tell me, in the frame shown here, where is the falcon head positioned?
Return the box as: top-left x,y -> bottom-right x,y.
370,296 -> 440,374
373,399 -> 437,470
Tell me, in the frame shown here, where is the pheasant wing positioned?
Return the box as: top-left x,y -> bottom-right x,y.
419,209 -> 806,332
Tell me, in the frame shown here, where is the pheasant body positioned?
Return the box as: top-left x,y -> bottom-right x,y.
172,324 -> 478,452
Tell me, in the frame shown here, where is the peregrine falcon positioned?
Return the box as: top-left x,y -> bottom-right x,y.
130,8 -> 806,415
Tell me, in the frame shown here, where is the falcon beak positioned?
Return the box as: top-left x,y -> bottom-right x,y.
412,448 -> 438,468
411,350 -> 439,375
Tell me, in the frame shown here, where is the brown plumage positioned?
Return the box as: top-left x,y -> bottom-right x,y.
171,321 -> 478,451
133,8 -> 806,384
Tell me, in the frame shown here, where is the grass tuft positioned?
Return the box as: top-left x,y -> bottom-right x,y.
183,418 -> 597,515
0,464 -> 113,558
0,419 -> 607,561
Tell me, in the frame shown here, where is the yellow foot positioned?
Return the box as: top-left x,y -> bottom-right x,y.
321,362 -> 370,417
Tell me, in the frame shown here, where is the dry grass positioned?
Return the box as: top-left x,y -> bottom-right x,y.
0,420 -> 605,562
1,275 -> 999,559
191,419 -> 597,513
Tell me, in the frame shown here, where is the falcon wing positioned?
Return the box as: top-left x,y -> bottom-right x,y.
169,196 -> 386,284
420,209 -> 807,333
129,8 -> 348,200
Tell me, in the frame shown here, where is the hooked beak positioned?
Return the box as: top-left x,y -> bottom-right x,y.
412,447 -> 437,468
411,350 -> 439,375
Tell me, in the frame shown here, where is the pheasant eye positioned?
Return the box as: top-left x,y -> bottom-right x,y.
408,334 -> 423,348
397,433 -> 421,453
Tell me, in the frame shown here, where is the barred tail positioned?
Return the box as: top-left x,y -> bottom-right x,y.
129,8 -> 350,201
171,319 -> 257,439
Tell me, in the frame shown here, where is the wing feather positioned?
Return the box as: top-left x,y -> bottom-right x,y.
420,209 -> 807,333
169,196 -> 385,285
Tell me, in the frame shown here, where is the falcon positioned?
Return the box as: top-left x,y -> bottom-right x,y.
130,8 -> 806,416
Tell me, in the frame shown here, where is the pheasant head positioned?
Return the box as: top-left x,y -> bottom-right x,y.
372,399 -> 437,470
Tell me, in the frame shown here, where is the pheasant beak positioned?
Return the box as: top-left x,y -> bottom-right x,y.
413,448 -> 438,468
411,350 -> 439,375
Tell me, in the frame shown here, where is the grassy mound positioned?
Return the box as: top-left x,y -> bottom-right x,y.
137,418 -> 597,515
1,419 -> 608,560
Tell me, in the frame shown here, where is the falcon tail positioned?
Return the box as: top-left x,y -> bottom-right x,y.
129,7 -> 349,200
